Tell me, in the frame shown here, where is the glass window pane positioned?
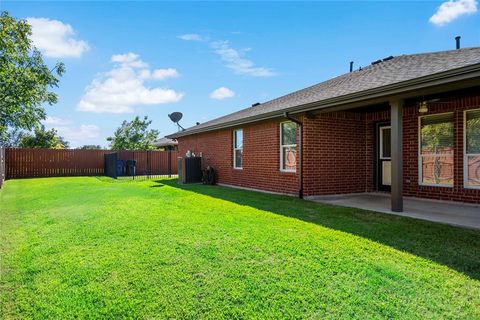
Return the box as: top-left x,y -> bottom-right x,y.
235,129 -> 243,149
282,146 -> 296,170
381,128 -> 391,158
420,114 -> 454,155
235,149 -> 243,168
466,110 -> 480,154
421,155 -> 453,185
281,122 -> 296,145
467,155 -> 480,187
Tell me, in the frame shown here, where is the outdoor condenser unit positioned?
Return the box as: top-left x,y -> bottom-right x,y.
178,157 -> 202,184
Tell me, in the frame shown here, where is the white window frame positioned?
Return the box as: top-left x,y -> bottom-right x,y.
280,121 -> 297,173
233,129 -> 243,169
464,108 -> 480,189
418,112 -> 454,188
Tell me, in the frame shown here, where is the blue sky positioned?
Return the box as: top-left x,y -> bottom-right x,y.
2,1 -> 479,147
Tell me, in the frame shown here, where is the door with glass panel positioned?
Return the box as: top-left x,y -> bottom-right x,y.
377,124 -> 391,191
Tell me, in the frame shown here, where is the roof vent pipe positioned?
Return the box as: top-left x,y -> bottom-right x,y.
349,61 -> 354,72
455,36 -> 461,49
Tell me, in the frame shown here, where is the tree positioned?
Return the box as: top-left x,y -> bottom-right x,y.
107,116 -> 159,150
0,128 -> 25,147
19,125 -> 69,149
0,11 -> 65,137
421,121 -> 454,184
466,117 -> 480,154
78,144 -> 102,150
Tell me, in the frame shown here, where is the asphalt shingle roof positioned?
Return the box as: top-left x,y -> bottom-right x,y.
173,47 -> 480,137
153,137 -> 178,147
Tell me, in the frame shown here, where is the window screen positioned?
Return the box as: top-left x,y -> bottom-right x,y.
419,113 -> 454,186
466,110 -> 480,188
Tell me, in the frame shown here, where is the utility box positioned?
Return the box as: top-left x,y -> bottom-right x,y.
105,153 -> 118,178
178,157 -> 202,183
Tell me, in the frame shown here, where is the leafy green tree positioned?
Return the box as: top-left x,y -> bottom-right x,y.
107,116 -> 159,150
78,144 -> 102,150
0,128 -> 25,147
421,121 -> 454,184
466,117 -> 480,154
19,125 -> 69,149
0,11 -> 65,137
421,122 -> 453,152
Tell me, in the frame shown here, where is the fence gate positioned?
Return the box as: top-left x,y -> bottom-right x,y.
106,151 -> 177,180
104,153 -> 118,178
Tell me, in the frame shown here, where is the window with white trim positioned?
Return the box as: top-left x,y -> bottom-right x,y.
465,109 -> 480,188
233,129 -> 243,169
419,113 -> 454,186
280,122 -> 297,172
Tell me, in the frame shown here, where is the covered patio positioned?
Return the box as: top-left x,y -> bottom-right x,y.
308,193 -> 480,230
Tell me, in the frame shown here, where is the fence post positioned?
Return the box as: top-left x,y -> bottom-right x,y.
168,150 -> 172,178
0,148 -> 4,188
147,150 -> 150,179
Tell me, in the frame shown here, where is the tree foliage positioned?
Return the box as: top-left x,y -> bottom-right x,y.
0,128 -> 25,147
466,117 -> 480,154
420,122 -> 453,153
107,116 -> 159,150
19,125 -> 69,149
77,145 -> 102,150
0,11 -> 65,136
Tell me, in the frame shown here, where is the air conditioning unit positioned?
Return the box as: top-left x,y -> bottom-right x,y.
178,156 -> 202,184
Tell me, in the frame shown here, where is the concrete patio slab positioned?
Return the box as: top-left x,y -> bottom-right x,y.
307,193 -> 480,230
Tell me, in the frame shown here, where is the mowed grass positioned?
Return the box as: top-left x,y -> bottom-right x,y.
1,177 -> 479,319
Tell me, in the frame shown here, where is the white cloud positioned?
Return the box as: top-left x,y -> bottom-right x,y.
77,53 -> 184,113
42,120 -> 101,148
111,53 -> 148,68
56,124 -> 101,147
211,41 -> 275,77
43,116 -> 71,126
152,68 -> 180,80
26,17 -> 89,58
429,0 -> 478,26
139,68 -> 179,80
178,34 -> 204,41
210,87 -> 236,100
57,124 -> 100,140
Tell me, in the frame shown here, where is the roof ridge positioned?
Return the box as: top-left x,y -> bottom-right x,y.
395,46 -> 480,58
169,47 -> 480,138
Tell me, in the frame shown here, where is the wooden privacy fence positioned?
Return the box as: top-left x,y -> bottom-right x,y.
0,148 -> 5,188
116,151 -> 178,176
4,148 -> 178,179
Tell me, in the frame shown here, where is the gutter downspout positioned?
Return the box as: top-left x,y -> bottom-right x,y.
283,112 -> 303,199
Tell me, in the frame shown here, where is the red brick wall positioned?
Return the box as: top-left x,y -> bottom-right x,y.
177,90 -> 480,203
177,119 -> 300,195
402,95 -> 480,203
303,112 -> 368,195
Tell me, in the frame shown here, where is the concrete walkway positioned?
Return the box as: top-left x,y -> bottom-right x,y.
308,193 -> 480,230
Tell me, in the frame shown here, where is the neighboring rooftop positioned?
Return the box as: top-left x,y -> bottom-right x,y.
153,137 -> 178,148
169,47 -> 480,138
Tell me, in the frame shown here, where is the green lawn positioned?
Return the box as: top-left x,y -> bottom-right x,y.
1,177 -> 479,319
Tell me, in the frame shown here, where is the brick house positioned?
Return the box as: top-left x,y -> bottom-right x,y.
168,47 -> 480,211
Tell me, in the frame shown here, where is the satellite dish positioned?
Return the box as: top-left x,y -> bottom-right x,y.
168,112 -> 183,123
168,112 -> 185,131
